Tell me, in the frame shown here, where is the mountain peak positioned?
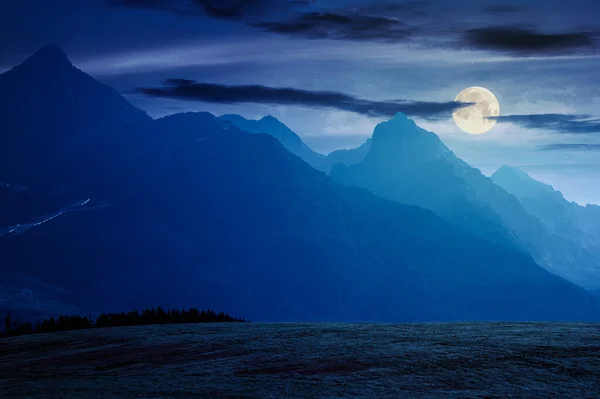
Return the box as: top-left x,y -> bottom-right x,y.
390,112 -> 412,122
493,165 -> 529,178
492,166 -> 539,186
259,115 -> 287,128
492,165 -> 562,199
368,112 -> 450,162
372,113 -> 420,138
22,44 -> 73,70
260,115 -> 278,122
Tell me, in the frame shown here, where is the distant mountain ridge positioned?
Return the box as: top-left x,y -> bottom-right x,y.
491,165 -> 582,237
326,138 -> 372,167
491,165 -> 600,240
0,46 -> 598,322
220,114 -> 328,170
331,114 -> 600,289
220,114 -> 373,171
491,165 -> 600,279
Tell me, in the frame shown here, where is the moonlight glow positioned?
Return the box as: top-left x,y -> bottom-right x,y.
453,87 -> 500,135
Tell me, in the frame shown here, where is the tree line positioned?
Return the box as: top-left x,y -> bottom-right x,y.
2,307 -> 245,338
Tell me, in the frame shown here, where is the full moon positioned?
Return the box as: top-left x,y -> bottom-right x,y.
452,87 -> 500,135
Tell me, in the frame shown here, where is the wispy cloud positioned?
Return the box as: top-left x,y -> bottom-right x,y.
491,114 -> 600,134
111,0 -> 415,43
253,12 -> 411,43
482,5 -> 524,14
538,143 -> 600,151
138,79 -> 472,119
109,0 -> 599,56
109,0 -> 308,19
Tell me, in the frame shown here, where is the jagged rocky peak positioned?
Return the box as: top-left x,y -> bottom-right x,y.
371,113 -> 433,144
367,112 -> 451,162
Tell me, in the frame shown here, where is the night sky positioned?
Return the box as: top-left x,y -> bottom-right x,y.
2,0 -> 600,203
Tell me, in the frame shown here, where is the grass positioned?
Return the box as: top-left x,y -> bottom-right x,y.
1,322 -> 599,398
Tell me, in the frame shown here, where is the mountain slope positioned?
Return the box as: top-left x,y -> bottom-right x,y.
0,44 -> 152,198
3,113 -> 598,322
326,138 -> 372,167
491,166 -> 582,237
576,204 -> 600,239
331,114 -> 539,248
491,166 -> 600,242
0,47 -> 598,322
220,114 -> 328,170
331,114 -> 600,289
491,165 -> 600,280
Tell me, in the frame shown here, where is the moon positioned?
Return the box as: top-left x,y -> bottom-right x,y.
452,87 -> 500,135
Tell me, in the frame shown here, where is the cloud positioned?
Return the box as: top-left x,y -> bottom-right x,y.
111,0 -> 414,42
253,12 -> 412,42
109,1 -> 598,56
138,79 -> 472,119
538,143 -> 600,151
195,0 -> 312,20
491,114 -> 600,134
109,0 -> 309,19
463,27 -> 596,55
482,5 -> 523,13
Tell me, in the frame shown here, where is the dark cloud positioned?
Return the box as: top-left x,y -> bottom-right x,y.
342,1 -> 431,18
490,114 -> 600,134
482,5 -> 523,13
110,0 -> 309,19
464,27 -> 596,55
111,0 -> 413,42
138,78 -> 472,119
253,12 -> 411,42
195,0 -> 312,20
538,143 -> 600,151
110,1 -> 598,55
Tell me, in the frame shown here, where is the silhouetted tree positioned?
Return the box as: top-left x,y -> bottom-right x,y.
2,307 -> 244,338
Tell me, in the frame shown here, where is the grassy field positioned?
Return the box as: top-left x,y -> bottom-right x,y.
1,322 -> 599,398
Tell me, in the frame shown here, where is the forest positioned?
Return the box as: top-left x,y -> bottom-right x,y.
2,307 -> 245,338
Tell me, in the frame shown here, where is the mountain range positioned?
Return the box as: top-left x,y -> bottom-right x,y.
220,114 -> 372,172
1,45 -> 599,322
491,166 -> 600,241
329,115 -> 600,290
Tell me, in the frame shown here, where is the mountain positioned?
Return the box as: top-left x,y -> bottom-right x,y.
331,114 -> 538,248
491,165 -> 600,275
220,114 -> 328,170
1,46 -> 599,322
491,166 -> 582,237
3,112 -> 598,322
0,44 -> 152,199
331,114 -> 600,290
576,204 -> 600,239
491,164 -> 600,241
326,138 -> 372,167
220,114 -> 372,171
